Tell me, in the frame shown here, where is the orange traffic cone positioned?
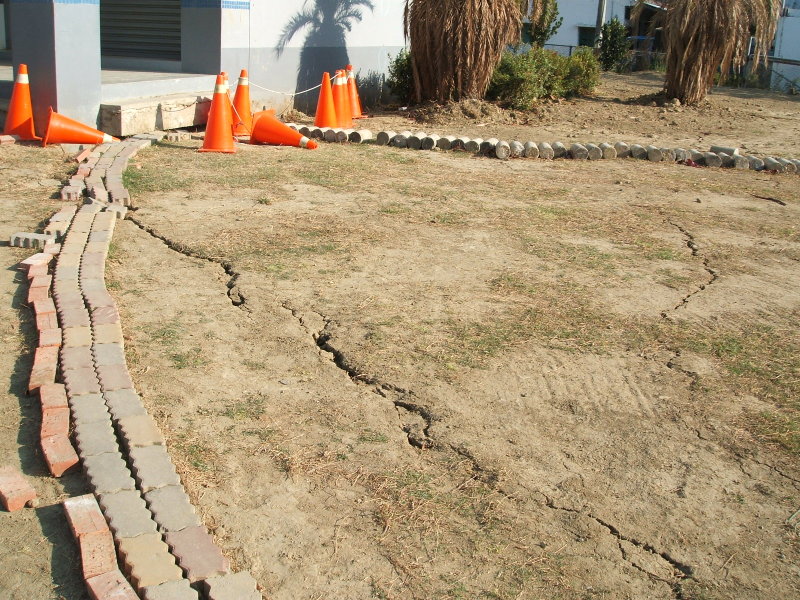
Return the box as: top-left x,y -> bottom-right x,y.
331,70 -> 353,129
4,64 -> 40,140
250,112 -> 318,149
199,74 -> 235,153
314,72 -> 337,128
42,108 -> 118,147
346,64 -> 365,119
232,69 -> 253,136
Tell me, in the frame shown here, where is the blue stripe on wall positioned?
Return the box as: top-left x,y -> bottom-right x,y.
182,0 -> 251,8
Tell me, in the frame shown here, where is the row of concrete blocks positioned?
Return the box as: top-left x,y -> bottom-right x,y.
48,138 -> 261,600
287,123 -> 374,144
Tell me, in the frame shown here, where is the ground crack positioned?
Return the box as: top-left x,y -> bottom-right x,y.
127,216 -> 248,310
281,305 -> 436,450
665,220 -> 718,314
544,497 -> 693,597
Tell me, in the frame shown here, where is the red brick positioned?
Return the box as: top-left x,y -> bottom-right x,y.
29,346 -> 59,392
63,494 -> 109,537
0,134 -> 17,145
27,263 -> 49,279
80,529 -> 118,579
41,406 -> 71,439
33,297 -> 57,316
75,147 -> 94,163
28,286 -> 50,305
0,466 -> 37,511
39,328 -> 63,348
39,383 -> 69,411
30,275 -> 53,289
41,435 -> 79,477
20,253 -> 53,268
36,311 -> 60,332
85,569 -> 139,600
164,525 -> 230,582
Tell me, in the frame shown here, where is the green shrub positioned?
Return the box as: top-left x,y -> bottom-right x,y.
387,49 -> 413,104
487,46 -> 600,109
564,47 -> 601,96
599,17 -> 630,71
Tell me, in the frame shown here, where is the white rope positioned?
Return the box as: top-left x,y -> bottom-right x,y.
248,81 -> 322,97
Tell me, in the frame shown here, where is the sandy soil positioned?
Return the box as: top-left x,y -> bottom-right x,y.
1,72 -> 798,600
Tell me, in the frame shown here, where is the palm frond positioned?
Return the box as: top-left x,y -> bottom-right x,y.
276,10 -> 319,56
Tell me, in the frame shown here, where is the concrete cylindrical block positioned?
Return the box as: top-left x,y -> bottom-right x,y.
552,142 -> 567,158
585,143 -> 603,160
599,142 -> 617,159
763,157 -> 783,172
509,140 -> 525,158
285,123 -> 298,131
420,134 -> 440,150
630,144 -> 647,159
437,136 -> 456,150
661,148 -> 677,162
464,138 -> 483,153
523,141 -> 540,159
689,149 -> 704,163
480,138 -> 499,154
777,158 -> 797,173
614,141 -> 630,158
324,128 -> 340,143
391,131 -> 413,148
538,142 -> 554,160
376,130 -> 396,146
674,148 -> 688,162
311,127 -> 327,139
298,126 -> 311,136
349,130 -> 373,143
717,152 -> 735,168
710,145 -> 739,156
407,132 -> 427,150
703,152 -> 723,168
789,158 -> 800,172
335,129 -> 354,143
570,143 -> 589,160
746,155 -> 765,171
733,155 -> 750,170
495,141 -> 512,160
451,137 -> 470,151
646,145 -> 663,162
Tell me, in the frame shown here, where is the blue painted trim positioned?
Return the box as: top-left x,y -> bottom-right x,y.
181,0 -> 250,9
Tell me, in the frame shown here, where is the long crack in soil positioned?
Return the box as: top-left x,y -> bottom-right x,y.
667,220 -> 719,313
127,215 -> 248,310
544,496 -> 693,599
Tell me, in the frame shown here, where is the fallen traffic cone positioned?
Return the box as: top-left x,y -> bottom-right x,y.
331,70 -> 353,129
250,111 -> 317,149
42,108 -> 118,147
314,72 -> 337,128
199,74 -> 235,153
346,64 -> 365,119
232,69 -> 253,136
4,64 -> 40,140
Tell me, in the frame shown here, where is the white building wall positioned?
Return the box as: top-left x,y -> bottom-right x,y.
547,0 -> 633,49
772,10 -> 800,90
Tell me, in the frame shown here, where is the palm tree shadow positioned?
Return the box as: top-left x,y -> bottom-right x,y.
276,0 -> 375,114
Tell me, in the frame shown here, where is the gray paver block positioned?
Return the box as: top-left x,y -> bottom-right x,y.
10,232 -> 57,249
129,445 -> 181,492
60,345 -> 94,372
74,419 -> 120,457
97,364 -> 134,392
93,322 -> 124,344
104,389 -> 147,420
92,343 -> 126,366
98,490 -> 158,538
141,579 -> 200,600
203,571 -> 261,600
58,306 -> 91,328
82,452 -> 136,494
69,393 -> 111,424
91,305 -> 121,326
164,525 -> 230,582
117,532 -> 184,590
63,367 -> 102,396
63,326 -> 93,348
117,414 -> 165,449
144,485 -> 201,533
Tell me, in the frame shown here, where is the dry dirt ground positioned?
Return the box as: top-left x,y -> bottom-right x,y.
1,73 -> 799,600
